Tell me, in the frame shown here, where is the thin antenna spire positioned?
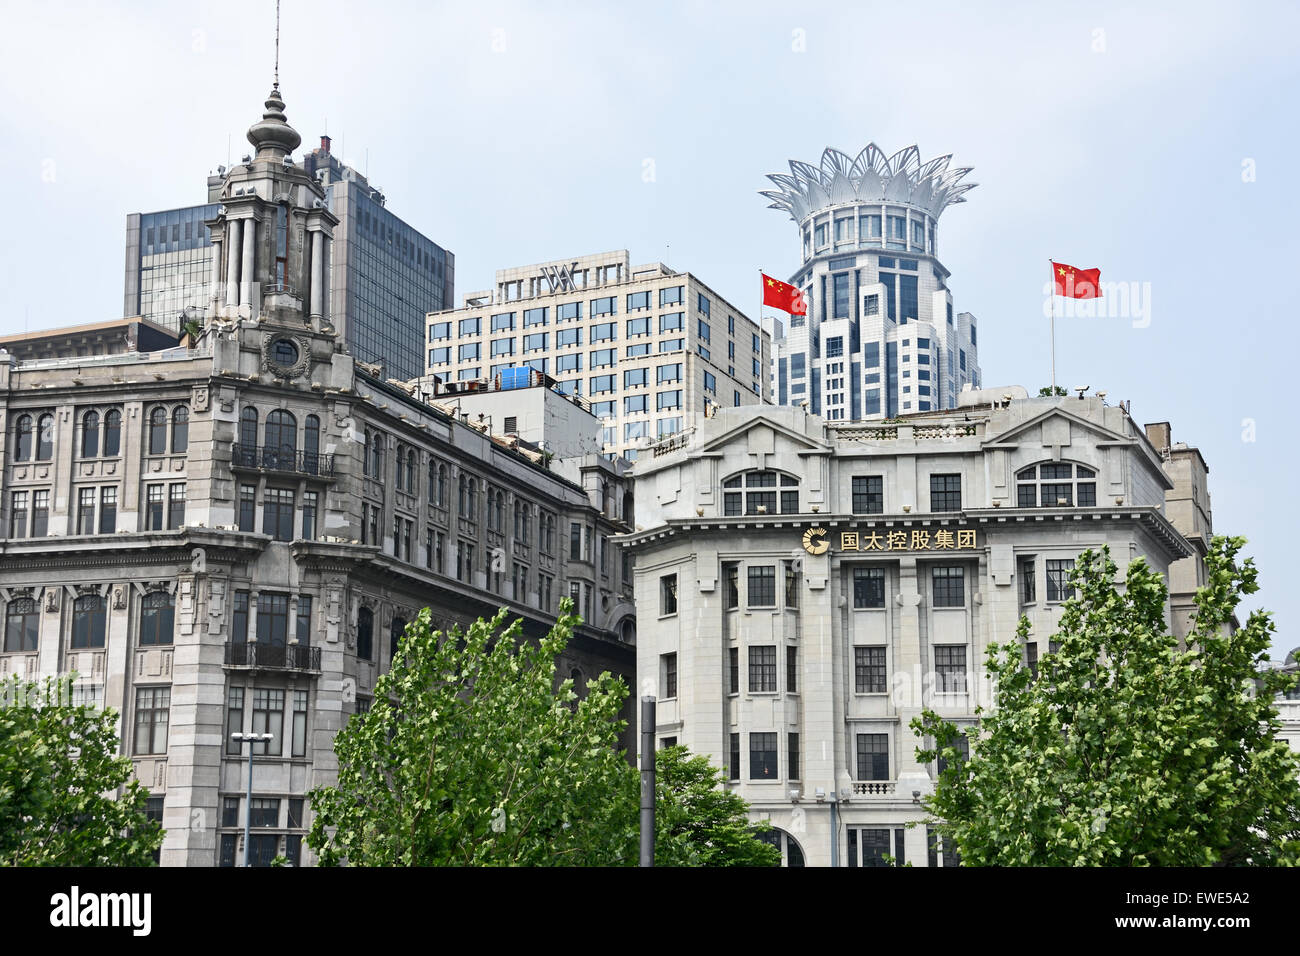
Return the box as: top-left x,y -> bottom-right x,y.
274,0 -> 281,89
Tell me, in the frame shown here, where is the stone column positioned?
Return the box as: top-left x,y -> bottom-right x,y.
209,238 -> 223,308
239,217 -> 256,308
310,230 -> 324,321
224,219 -> 242,306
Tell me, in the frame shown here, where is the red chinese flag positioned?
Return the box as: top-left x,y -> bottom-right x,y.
1050,261 -> 1102,299
762,273 -> 808,315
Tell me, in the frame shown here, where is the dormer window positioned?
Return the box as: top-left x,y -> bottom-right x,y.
722,471 -> 800,516
1016,462 -> 1097,508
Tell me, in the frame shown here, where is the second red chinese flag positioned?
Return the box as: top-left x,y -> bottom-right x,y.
761,273 -> 808,315
1050,261 -> 1102,299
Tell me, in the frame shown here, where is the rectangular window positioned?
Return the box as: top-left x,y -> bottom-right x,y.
660,286 -> 684,307
930,474 -> 962,512
703,371 -> 717,394
301,490 -> 318,540
788,732 -> 800,781
660,574 -> 677,615
291,689 -> 308,757
133,686 -> 170,755
238,484 -> 256,532
249,797 -> 280,828
748,645 -> 777,692
557,327 -> 582,348
1046,558 -> 1076,602
490,312 -> 515,332
786,644 -> 797,692
557,301 -> 582,322
852,567 -> 886,609
856,733 -> 889,781
851,476 -> 883,514
932,566 -> 965,607
225,687 -> 244,755
9,491 -> 28,538
591,321 -> 616,342
729,733 -> 741,781
590,348 -> 616,369
747,566 -> 776,608
658,338 -> 684,353
592,296 -> 616,316
556,352 -> 582,373
145,484 -> 164,531
428,321 -> 450,341
252,688 -> 285,755
627,317 -> 649,337
659,312 -> 683,333
657,363 -> 682,384
1019,555 -> 1036,604
627,291 -> 650,311
623,368 -> 647,389
662,653 -> 677,699
729,645 -> 739,694
222,796 -> 240,827
167,483 -> 186,530
927,827 -> 961,868
490,338 -> 515,357
263,487 -> 294,542
935,645 -> 968,693
854,646 -> 887,693
749,732 -> 777,780
458,317 -> 480,336
656,390 -> 682,411
78,487 -> 96,535
428,347 -> 450,366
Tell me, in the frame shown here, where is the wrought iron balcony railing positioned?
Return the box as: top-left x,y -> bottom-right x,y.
223,640 -> 321,672
232,444 -> 334,478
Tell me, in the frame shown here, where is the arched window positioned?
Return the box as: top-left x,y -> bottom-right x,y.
395,446 -> 406,491
467,479 -> 478,521
722,470 -> 800,516
103,409 -> 122,457
171,406 -> 189,454
389,616 -> 407,663
13,415 -> 33,462
370,433 -> 384,480
357,607 -> 374,661
36,414 -> 54,461
427,459 -> 437,505
148,406 -> 168,456
265,410 -> 296,469
71,594 -> 106,649
81,411 -> 100,458
405,448 -> 416,494
458,474 -> 468,514
1015,462 -> 1097,508
3,598 -> 39,653
304,415 -> 320,475
139,592 -> 175,646
437,463 -> 448,507
239,406 -> 259,450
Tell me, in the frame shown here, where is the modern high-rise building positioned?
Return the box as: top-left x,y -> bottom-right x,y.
426,251 -> 772,461
759,144 -> 982,420
123,139 -> 453,383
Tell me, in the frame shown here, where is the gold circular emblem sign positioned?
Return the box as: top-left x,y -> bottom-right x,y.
802,527 -> 829,555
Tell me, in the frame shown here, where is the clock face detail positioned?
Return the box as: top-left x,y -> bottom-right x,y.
802,527 -> 829,555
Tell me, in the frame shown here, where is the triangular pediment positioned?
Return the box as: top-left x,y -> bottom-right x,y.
985,406 -> 1128,448
696,412 -> 832,458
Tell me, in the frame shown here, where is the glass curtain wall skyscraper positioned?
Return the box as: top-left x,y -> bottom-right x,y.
759,144 -> 982,420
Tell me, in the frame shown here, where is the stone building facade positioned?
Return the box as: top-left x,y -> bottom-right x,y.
622,392 -> 1206,866
0,84 -> 635,867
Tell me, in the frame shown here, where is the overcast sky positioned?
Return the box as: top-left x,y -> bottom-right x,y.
1,0 -> 1297,653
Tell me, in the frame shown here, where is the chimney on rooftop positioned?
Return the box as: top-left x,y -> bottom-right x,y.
320,135 -> 332,153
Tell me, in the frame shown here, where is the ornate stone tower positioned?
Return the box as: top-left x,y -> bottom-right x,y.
205,82 -> 338,335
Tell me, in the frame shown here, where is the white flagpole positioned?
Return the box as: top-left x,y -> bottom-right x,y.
1049,259 -> 1057,395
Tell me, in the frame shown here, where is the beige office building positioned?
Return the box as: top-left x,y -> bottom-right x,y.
426,251 -> 772,461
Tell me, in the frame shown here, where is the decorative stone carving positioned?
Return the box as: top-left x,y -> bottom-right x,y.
261,332 -> 311,380
44,588 -> 60,613
192,384 -> 210,412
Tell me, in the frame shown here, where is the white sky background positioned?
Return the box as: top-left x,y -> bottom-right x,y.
0,0 -> 1297,654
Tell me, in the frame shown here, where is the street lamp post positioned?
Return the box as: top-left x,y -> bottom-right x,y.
230,731 -> 274,867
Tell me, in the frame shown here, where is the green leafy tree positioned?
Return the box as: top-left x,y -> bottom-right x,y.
913,536 -> 1300,865
1038,386 -> 1067,397
652,745 -> 781,867
0,674 -> 162,866
307,601 -> 638,865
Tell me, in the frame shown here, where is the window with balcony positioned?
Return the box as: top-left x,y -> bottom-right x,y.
856,733 -> 889,781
